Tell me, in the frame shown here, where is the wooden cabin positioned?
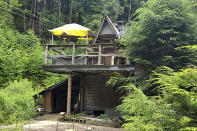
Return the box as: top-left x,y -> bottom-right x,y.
41,14 -> 135,115
36,76 -> 80,113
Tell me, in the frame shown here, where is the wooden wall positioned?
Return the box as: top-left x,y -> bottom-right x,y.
52,90 -> 67,113
42,91 -> 52,112
83,74 -> 120,111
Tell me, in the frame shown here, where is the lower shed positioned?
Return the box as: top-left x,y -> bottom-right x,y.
82,74 -> 121,111
37,76 -> 80,113
36,73 -> 127,114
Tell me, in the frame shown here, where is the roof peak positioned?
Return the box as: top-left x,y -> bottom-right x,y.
94,14 -> 121,44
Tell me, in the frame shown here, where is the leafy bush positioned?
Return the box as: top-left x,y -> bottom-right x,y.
117,86 -> 188,131
0,79 -> 36,124
151,67 -> 197,121
108,67 -> 197,130
106,72 -> 149,93
0,27 -> 65,88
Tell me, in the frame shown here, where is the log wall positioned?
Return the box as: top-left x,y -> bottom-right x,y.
42,91 -> 52,112
83,74 -> 120,111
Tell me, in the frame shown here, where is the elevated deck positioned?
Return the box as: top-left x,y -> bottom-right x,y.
43,43 -> 135,73
43,65 -> 135,73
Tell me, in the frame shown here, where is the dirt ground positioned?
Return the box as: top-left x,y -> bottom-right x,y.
22,114 -> 125,131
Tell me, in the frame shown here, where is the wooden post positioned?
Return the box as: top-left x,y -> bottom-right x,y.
86,33 -> 88,44
52,34 -> 54,45
80,75 -> 84,112
67,73 -> 72,115
85,57 -> 87,65
44,45 -> 48,65
72,44 -> 76,64
111,56 -> 115,65
98,44 -> 102,65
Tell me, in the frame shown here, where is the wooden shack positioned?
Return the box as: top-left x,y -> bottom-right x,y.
36,76 -> 80,113
42,14 -> 135,115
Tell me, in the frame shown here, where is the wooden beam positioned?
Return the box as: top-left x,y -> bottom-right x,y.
49,54 -> 123,57
67,73 -> 72,115
43,65 -> 135,73
46,43 -> 118,49
72,44 -> 76,64
44,45 -> 48,65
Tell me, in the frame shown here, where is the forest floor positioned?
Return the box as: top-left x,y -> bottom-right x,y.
22,114 -> 125,131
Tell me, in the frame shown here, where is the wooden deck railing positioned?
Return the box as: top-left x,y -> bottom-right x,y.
44,43 -> 126,66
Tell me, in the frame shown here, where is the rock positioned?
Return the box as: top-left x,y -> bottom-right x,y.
89,115 -> 95,118
65,129 -> 76,131
59,112 -> 66,116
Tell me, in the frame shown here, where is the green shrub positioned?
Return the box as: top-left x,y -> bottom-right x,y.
0,79 -> 36,124
117,86 -> 188,131
151,67 -> 197,120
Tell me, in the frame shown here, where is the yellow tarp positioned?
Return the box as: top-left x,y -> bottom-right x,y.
49,23 -> 92,38
63,37 -> 93,40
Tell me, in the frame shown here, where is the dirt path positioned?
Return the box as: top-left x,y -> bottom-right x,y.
23,114 -> 125,131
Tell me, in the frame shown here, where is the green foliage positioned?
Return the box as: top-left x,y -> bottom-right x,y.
43,72 -> 66,88
0,0 -> 20,27
0,79 -> 36,124
117,86 -> 189,131
106,72 -> 149,93
0,27 -> 65,88
122,0 -> 197,70
106,72 -> 134,92
108,67 -> 197,130
0,29 -> 45,87
151,67 -> 197,120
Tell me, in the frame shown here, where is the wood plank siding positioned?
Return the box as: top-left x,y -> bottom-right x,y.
83,74 -> 120,111
42,91 -> 52,112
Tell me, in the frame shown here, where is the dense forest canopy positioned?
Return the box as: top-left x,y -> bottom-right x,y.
122,0 -> 197,70
4,0 -> 146,36
0,0 -> 197,130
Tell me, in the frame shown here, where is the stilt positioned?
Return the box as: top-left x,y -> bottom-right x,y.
67,73 -> 72,115
80,75 -> 84,112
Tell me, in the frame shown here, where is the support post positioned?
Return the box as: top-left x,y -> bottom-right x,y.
80,75 -> 84,112
44,45 -> 48,65
85,57 -> 88,65
51,35 -> 54,55
52,34 -> 54,45
111,56 -> 115,65
72,44 -> 76,64
98,44 -> 102,65
86,33 -> 88,44
67,73 -> 72,115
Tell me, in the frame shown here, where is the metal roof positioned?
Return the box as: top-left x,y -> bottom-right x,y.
94,14 -> 121,43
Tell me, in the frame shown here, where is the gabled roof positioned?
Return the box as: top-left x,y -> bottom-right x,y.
34,76 -> 80,97
94,14 -> 120,44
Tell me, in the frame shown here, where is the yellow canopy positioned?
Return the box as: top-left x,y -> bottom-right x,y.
49,23 -> 93,40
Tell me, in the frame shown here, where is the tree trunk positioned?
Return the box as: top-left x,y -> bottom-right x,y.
128,0 -> 132,21
116,0 -> 120,18
32,0 -> 37,29
58,0 -> 61,20
24,7 -> 26,31
43,0 -> 47,11
69,0 -> 73,23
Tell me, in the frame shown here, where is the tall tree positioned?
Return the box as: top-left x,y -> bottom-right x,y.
122,0 -> 197,70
